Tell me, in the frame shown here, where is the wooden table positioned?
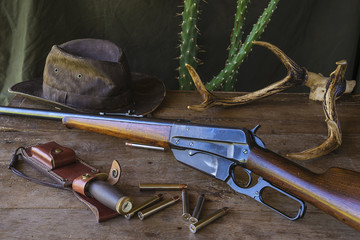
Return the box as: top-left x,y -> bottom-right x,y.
1,91 -> 360,239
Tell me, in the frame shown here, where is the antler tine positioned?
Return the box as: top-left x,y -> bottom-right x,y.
253,41 -> 307,85
187,41 -> 308,111
287,60 -> 347,160
186,64 -> 219,111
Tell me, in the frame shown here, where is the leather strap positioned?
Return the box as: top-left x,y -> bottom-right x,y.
8,147 -> 66,190
30,141 -> 77,169
72,173 -> 97,196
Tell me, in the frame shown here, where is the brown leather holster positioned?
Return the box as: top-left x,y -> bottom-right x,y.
9,141 -> 122,222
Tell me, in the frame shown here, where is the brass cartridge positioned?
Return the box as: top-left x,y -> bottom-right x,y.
189,207 -> 229,233
181,189 -> 191,221
189,194 -> 205,223
139,183 -> 187,191
138,196 -> 180,220
124,194 -> 163,220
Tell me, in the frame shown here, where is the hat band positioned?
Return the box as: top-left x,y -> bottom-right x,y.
43,84 -> 133,111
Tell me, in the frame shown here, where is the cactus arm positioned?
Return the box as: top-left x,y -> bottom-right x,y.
206,0 -> 280,91
178,0 -> 201,90
224,0 -> 250,89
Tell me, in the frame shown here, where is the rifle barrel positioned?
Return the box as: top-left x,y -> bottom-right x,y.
0,106 -> 173,126
0,106 -> 74,120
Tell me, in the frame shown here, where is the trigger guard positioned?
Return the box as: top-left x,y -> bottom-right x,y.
227,176 -> 306,221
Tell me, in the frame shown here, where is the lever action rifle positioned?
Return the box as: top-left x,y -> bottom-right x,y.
1,106 -> 360,230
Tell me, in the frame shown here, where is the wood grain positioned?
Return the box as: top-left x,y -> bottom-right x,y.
0,91 -> 360,239
63,117 -> 172,148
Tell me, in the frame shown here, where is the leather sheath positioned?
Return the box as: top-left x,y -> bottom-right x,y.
18,141 -> 121,222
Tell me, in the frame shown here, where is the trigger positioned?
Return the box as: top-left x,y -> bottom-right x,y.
250,125 -> 266,149
251,124 -> 261,134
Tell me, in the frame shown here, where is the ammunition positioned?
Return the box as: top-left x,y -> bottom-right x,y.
139,183 -> 187,191
181,189 -> 191,221
124,194 -> 163,220
189,207 -> 229,233
138,196 -> 180,220
125,142 -> 165,151
189,194 -> 205,224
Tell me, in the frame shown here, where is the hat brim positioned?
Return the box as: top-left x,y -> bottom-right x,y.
9,73 -> 166,116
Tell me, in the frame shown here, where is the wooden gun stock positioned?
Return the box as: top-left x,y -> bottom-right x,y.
62,116 -> 172,148
247,147 -> 360,230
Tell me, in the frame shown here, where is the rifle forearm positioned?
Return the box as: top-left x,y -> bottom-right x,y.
247,147 -> 360,230
62,116 -> 173,148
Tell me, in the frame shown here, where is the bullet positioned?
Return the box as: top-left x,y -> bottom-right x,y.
124,194 -> 163,220
138,196 -> 180,220
139,183 -> 187,191
189,207 -> 229,233
189,194 -> 205,224
181,189 -> 191,221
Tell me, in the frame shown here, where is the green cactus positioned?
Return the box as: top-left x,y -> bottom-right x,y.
224,0 -> 249,89
177,0 -> 279,91
178,0 -> 201,90
206,0 -> 279,91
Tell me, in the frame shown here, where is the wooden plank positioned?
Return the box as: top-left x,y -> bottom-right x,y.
1,91 -> 360,239
0,205 -> 358,240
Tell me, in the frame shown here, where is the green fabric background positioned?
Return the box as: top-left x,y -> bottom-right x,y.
1,0 -> 359,105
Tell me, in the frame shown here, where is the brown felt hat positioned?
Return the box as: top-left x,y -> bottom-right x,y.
9,39 -> 166,115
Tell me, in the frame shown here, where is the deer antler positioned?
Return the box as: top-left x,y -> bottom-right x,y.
286,60 -> 347,160
187,41 -> 308,111
187,41 -> 356,160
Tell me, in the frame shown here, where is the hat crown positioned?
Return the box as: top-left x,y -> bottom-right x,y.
43,39 -> 133,110
59,39 -> 121,63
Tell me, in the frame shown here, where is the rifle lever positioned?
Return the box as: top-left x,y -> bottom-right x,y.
227,166 -> 306,220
